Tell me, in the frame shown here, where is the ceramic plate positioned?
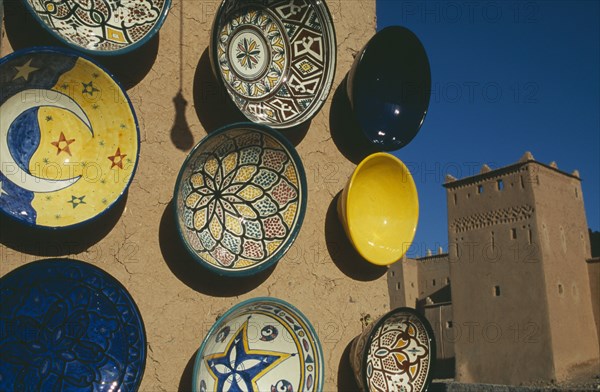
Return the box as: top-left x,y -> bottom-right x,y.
174,123 -> 307,276
0,259 -> 146,392
192,297 -> 323,392
351,307 -> 436,392
0,48 -> 139,229
210,0 -> 337,128
21,0 -> 171,55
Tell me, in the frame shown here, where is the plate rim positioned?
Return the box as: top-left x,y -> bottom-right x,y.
0,46 -> 141,230
19,0 -> 172,56
191,296 -> 324,392
209,0 -> 338,129
0,257 -> 147,391
172,122 -> 308,277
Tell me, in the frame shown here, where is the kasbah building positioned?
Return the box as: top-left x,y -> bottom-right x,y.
388,152 -> 600,385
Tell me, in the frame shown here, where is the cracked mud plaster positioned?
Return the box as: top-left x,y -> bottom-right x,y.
0,0 -> 389,390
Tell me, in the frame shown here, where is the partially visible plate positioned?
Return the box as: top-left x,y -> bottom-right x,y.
21,0 -> 171,55
0,48 -> 140,229
210,0 -> 337,128
0,259 -> 146,392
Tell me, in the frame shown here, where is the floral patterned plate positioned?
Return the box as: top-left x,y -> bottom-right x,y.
192,297 -> 324,392
21,0 -> 171,55
210,0 -> 337,128
173,123 -> 307,277
0,259 -> 146,392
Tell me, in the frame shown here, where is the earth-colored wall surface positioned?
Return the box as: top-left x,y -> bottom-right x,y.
0,1 -> 390,391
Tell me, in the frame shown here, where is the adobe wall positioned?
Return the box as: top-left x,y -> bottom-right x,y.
530,164 -> 600,380
388,257 -> 419,309
445,165 -> 555,384
417,253 -> 450,299
587,258 -> 600,345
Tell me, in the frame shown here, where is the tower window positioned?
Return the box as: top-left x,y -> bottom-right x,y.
528,229 -> 533,245
396,282 -> 401,290
575,188 -> 578,198
454,193 -> 457,205
446,277 -> 450,284
446,321 -> 453,329
477,185 -> 484,194
432,279 -> 436,287
493,286 -> 501,296
497,179 -> 504,191
558,284 -> 563,295
511,228 -> 517,239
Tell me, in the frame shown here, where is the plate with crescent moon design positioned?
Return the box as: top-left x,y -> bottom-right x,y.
0,48 -> 139,229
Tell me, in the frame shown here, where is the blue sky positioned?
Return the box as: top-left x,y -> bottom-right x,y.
376,0 -> 600,257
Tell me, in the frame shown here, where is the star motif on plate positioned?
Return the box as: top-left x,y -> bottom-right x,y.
67,195 -> 86,209
13,59 -> 39,81
205,320 -> 290,392
108,148 -> 127,169
51,132 -> 76,156
82,81 -> 100,96
236,37 -> 261,70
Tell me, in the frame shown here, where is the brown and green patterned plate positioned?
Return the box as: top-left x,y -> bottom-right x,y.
210,0 -> 337,129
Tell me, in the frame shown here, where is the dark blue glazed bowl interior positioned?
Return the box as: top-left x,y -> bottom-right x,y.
347,26 -> 431,151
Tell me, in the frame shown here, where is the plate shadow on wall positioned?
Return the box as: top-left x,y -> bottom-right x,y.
159,200 -> 275,297
178,350 -> 196,392
337,339 -> 361,391
325,192 -> 387,281
329,76 -> 380,164
0,193 -> 128,257
2,0 -> 159,90
192,48 -> 310,146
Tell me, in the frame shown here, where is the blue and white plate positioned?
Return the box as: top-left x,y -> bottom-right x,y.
193,297 -> 324,392
0,259 -> 146,392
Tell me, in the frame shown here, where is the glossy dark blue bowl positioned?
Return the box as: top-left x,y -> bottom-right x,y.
347,26 -> 431,151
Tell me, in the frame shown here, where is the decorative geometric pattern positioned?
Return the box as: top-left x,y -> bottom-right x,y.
177,127 -> 305,274
213,0 -> 336,128
194,299 -> 322,392
24,0 -> 169,53
351,310 -> 434,392
0,259 -> 146,392
0,49 -> 139,228
450,204 -> 534,233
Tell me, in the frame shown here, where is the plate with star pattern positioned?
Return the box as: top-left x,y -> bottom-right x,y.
192,297 -> 323,392
0,47 -> 140,229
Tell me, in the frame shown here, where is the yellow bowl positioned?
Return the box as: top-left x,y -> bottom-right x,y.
337,153 -> 419,266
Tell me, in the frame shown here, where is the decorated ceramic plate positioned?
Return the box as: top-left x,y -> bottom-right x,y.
0,258 -> 146,392
0,48 -> 139,229
210,0 -> 337,128
173,123 -> 307,277
350,307 -> 436,392
21,0 -> 171,55
192,297 -> 323,392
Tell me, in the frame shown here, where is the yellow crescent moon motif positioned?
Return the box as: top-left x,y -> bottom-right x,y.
0,89 -> 93,193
